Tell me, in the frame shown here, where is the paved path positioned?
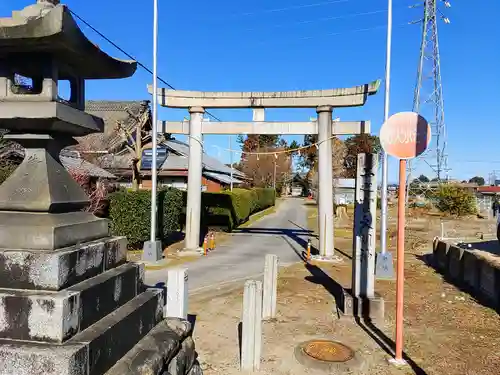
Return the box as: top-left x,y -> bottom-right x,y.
145,198 -> 313,292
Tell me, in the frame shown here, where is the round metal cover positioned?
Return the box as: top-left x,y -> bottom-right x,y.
302,340 -> 355,363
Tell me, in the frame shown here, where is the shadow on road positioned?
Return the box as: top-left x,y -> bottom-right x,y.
233,226 -> 317,261
303,262 -> 428,375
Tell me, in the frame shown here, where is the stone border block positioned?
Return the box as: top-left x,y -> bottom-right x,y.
68,289 -> 164,375
107,319 -> 199,375
462,250 -> 480,290
478,258 -> 500,307
433,240 -> 450,271
447,245 -> 464,282
168,336 -> 196,375
432,240 -> 500,312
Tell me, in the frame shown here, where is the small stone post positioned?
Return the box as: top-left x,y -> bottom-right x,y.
262,254 -> 278,320
166,268 -> 189,319
352,153 -> 378,298
241,280 -> 262,372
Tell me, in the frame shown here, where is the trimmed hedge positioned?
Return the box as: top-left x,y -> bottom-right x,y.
253,187 -> 276,211
203,188 -> 276,232
109,188 -> 183,248
108,187 -> 277,248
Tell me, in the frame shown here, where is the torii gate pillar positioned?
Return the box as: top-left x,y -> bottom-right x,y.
317,106 -> 335,259
185,106 -> 205,251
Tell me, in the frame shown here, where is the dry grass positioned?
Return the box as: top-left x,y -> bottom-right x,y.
190,204 -> 500,375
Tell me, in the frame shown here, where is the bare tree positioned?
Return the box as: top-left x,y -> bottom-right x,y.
240,147 -> 292,191
114,105 -> 163,191
307,137 -> 347,193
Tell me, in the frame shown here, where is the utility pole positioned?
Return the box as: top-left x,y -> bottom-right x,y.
408,0 -> 451,186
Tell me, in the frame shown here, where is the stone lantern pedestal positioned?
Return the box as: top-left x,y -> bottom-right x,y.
0,2 -> 201,375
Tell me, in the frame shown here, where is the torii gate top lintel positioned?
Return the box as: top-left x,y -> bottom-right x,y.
148,79 -> 380,109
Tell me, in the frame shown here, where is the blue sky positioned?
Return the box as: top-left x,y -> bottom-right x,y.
3,0 -> 499,183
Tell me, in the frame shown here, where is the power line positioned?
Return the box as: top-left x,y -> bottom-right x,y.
242,8 -> 397,32
253,22 -> 410,46
223,0 -> 352,18
68,9 -> 223,122
210,135 -> 338,156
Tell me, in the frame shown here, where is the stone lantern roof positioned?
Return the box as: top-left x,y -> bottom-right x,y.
0,1 -> 137,79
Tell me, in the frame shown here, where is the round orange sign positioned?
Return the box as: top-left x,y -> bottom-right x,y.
380,112 -> 431,159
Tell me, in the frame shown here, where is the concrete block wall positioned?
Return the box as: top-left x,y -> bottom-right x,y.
432,239 -> 500,311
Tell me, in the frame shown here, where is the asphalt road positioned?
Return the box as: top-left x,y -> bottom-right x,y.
144,198 -> 313,292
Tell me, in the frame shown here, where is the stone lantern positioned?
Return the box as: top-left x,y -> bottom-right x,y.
0,2 -> 201,375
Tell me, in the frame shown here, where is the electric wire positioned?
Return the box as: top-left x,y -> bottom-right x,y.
67,6 -> 410,157
68,9 -> 223,122
242,7 -> 403,32
222,0 -> 352,18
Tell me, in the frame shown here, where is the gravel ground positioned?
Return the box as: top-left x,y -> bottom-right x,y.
189,205 -> 500,375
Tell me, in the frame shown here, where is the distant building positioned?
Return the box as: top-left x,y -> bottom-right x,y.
102,139 -> 247,192
334,178 -> 355,205
81,100 -> 247,192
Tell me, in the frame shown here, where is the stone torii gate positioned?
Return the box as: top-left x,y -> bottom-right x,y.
149,81 -> 380,259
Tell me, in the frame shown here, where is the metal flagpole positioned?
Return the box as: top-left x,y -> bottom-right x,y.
376,0 -> 394,278
150,0 -> 159,243
229,135 -> 234,191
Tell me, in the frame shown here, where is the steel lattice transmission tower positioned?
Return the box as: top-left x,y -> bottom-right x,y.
409,0 -> 451,182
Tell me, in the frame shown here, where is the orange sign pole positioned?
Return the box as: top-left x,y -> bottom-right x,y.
379,111 -> 431,367
395,158 -> 407,361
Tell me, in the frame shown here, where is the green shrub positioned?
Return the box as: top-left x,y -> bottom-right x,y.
253,188 -> 276,210
435,184 -> 477,216
109,188 -> 183,248
201,188 -> 276,232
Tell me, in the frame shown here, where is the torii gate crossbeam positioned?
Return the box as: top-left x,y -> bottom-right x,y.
149,80 -> 380,261
158,120 -> 370,135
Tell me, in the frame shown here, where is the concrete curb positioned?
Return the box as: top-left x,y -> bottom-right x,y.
432,239 -> 500,311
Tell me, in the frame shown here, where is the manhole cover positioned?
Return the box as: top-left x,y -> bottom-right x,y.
302,340 -> 355,363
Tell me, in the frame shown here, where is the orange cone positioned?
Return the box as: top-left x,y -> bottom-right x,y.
203,236 -> 208,256
210,232 -> 216,250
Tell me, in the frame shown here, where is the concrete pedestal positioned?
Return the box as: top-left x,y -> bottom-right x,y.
338,289 -> 385,323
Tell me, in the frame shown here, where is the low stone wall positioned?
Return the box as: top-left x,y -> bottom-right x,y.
432,239 -> 500,311
106,318 -> 203,375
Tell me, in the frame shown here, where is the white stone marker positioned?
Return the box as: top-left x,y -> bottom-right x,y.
165,268 -> 189,319
241,280 -> 263,372
262,254 -> 278,320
